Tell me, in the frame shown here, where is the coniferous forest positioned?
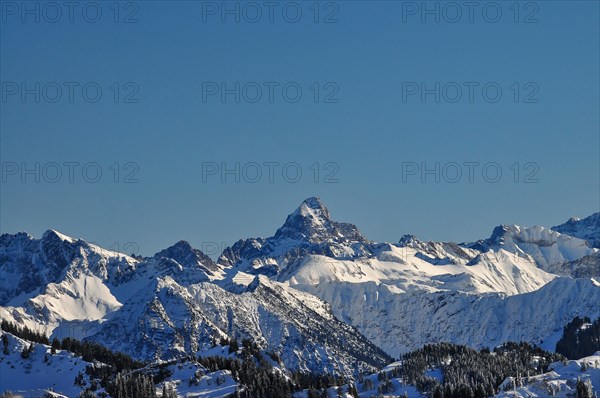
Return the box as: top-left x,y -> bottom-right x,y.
556,316 -> 600,360
389,342 -> 564,398
2,318 -> 598,397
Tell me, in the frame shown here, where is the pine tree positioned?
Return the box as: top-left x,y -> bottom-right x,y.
2,334 -> 8,355
51,337 -> 60,354
161,383 -> 176,398
576,378 -> 593,398
348,384 -> 359,398
78,390 -> 97,398
229,339 -> 239,354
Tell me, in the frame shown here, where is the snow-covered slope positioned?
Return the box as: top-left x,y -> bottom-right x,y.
159,365 -> 238,398
282,247 -> 555,296
466,224 -> 599,276
85,274 -> 390,376
0,330 -> 94,397
496,352 -> 600,397
0,329 -> 243,398
299,277 -> 600,357
145,357 -> 242,398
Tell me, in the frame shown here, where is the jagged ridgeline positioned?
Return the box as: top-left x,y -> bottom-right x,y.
1,198 -> 600,396
0,226 -> 392,378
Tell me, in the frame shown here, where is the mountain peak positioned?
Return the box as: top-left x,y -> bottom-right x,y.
552,212 -> 600,248
275,197 -> 336,242
302,196 -> 325,208
398,234 -> 421,247
42,229 -> 76,243
154,240 -> 219,274
172,240 -> 194,250
292,197 -> 331,220
489,225 -> 510,245
275,197 -> 369,247
218,198 -> 372,271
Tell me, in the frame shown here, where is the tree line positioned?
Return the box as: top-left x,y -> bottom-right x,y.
4,318 -> 596,398
1,319 -> 144,372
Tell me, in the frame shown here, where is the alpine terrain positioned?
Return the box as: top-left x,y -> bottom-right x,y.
1,197 -> 598,397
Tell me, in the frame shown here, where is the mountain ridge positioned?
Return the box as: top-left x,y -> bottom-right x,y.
1,198 -> 599,379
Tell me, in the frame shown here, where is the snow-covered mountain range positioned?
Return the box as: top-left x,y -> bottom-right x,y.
1,197 -> 599,380
0,229 -> 389,378
216,198 -> 600,356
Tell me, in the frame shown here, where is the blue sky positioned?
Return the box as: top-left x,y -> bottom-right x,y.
1,1 -> 598,258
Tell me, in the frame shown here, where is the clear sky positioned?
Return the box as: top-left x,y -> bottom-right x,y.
1,1 -> 599,259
